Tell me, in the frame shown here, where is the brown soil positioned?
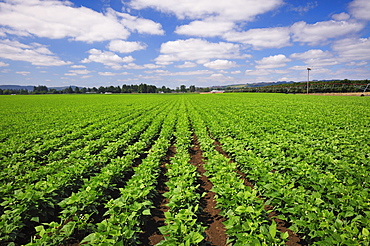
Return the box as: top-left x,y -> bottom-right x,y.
212,140 -> 307,246
139,145 -> 175,245
191,134 -> 228,246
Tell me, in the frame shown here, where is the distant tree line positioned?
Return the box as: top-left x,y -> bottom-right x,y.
227,79 -> 370,93
0,84 -> 209,95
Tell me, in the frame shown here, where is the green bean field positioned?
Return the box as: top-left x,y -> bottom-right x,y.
0,93 -> 369,246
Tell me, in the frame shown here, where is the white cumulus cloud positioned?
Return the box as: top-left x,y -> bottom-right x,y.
99,72 -> 116,76
332,12 -> 350,21
0,39 -> 71,66
81,49 -> 135,69
0,0 -> 163,43
65,69 -> 92,76
175,62 -> 197,68
155,38 -> 243,65
107,40 -> 147,53
203,59 -> 237,70
223,27 -> 291,49
255,54 -> 291,69
16,71 -> 30,76
114,11 -> 164,35
175,19 -> 235,37
290,49 -> 338,66
291,20 -> 364,45
128,0 -> 283,21
70,65 -> 86,69
0,61 -> 9,67
332,38 -> 370,62
349,0 -> 370,21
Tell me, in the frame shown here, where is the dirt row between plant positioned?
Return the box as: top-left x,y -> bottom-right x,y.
212,140 -> 308,246
191,134 -> 228,246
142,132 -> 308,245
140,136 -> 228,246
139,145 -> 175,245
66,150 -> 151,246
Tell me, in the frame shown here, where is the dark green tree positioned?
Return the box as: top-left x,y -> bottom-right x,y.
98,86 -> 105,93
138,83 -> 148,93
66,86 -> 73,94
180,85 -> 187,92
33,85 -> 48,94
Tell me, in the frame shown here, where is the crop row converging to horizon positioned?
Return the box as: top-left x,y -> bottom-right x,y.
0,93 -> 369,245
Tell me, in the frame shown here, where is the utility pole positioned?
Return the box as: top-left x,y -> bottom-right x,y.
307,68 -> 311,94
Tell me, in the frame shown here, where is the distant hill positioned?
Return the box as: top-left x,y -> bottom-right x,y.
0,85 -> 79,91
0,85 -> 35,91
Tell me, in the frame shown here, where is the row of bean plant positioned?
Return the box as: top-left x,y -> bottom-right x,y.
78,102 -> 178,245
188,93 -> 369,245
27,103 -> 173,245
157,99 -> 205,245
187,99 -> 288,245
0,97 -> 174,245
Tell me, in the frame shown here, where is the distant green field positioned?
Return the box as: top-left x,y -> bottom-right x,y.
1,93 -> 369,245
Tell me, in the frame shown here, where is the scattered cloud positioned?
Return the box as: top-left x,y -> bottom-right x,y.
0,0 -> 163,43
289,2 -> 318,14
98,71 -> 129,76
223,27 -> 291,49
156,70 -> 213,76
231,70 -> 242,74
0,27 -> 30,37
255,54 -> 291,69
70,65 -> 86,69
332,12 -> 350,21
65,69 -> 92,76
0,61 -> 9,67
113,10 -> 164,35
346,61 -> 367,66
290,49 -> 338,66
349,0 -> 370,21
155,38 -> 243,65
127,0 -> 283,21
0,0 -> 369,87
107,40 -> 147,53
16,71 -> 30,76
245,69 -> 289,76
81,75 -> 92,79
81,49 -> 134,69
143,64 -> 162,69
175,19 -> 235,37
119,63 -> 163,69
291,20 -> 364,45
332,38 -> 370,62
203,59 -> 237,69
0,39 -> 71,66
175,61 -> 197,68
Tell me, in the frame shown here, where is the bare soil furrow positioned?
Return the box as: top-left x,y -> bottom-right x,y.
139,145 -> 175,245
191,134 -> 227,246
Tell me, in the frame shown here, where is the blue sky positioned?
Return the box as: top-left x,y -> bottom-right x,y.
0,0 -> 369,89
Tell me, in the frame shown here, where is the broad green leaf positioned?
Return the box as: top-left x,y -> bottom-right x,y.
31,216 -> 39,223
362,228 -> 369,237
269,220 -> 277,238
142,209 -> 151,215
281,231 -> 289,240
